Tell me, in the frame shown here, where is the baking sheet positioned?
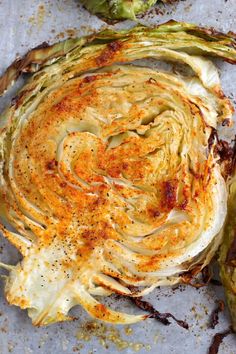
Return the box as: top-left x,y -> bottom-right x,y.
0,1 -> 236,353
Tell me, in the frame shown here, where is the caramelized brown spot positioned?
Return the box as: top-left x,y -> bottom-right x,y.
83,75 -> 97,83
217,140 -> 234,161
148,208 -> 160,218
46,159 -> 58,170
147,77 -> 157,84
162,180 -> 177,210
96,41 -> 122,66
222,118 -> 231,127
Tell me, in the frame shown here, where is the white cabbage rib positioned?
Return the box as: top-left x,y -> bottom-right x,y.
0,26 -> 234,326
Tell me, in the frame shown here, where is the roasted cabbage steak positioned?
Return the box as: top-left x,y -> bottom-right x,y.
0,21 -> 236,326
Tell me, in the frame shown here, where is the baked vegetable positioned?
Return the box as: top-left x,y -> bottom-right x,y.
0,21 -> 235,326
80,0 -> 157,20
219,171 -> 236,332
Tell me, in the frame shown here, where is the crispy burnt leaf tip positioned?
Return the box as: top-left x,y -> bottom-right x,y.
130,297 -> 189,329
209,300 -> 225,329
1,20 -> 236,97
182,265 -> 223,288
208,327 -> 233,354
0,38 -> 81,97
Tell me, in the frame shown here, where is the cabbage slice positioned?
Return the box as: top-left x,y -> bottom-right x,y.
0,22 -> 235,326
